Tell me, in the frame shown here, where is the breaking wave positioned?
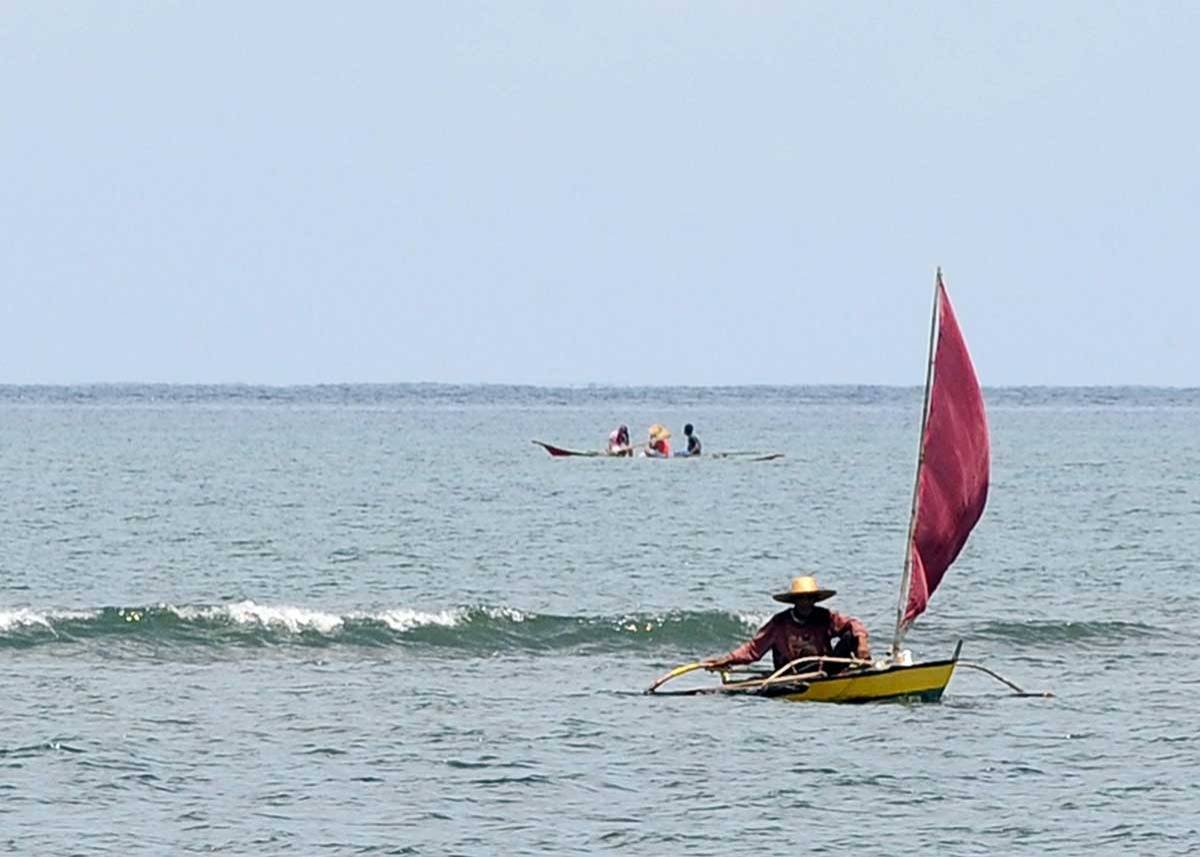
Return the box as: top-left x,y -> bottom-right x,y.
0,601 -> 765,654
6,604 -> 1172,656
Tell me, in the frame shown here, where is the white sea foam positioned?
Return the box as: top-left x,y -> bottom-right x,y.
370,605 -> 528,631
0,608 -> 55,632
1,602 -> 535,637
167,602 -> 520,634
734,612 -> 770,630
0,608 -> 95,633
373,608 -> 465,632
169,601 -> 345,634
479,606 -> 529,623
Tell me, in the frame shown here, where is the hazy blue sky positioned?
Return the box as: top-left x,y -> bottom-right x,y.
3,2 -> 1196,385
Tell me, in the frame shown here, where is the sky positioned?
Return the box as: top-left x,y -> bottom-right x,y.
2,2 -> 1197,386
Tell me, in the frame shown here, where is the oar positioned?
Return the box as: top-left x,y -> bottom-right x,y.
644,662 -> 707,694
644,660 -> 775,696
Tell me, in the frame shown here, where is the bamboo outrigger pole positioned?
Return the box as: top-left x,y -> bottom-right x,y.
890,268 -> 944,661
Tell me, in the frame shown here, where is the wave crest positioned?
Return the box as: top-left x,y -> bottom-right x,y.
0,602 -> 762,654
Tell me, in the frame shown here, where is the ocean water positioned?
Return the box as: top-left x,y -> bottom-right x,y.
2,385 -> 1198,855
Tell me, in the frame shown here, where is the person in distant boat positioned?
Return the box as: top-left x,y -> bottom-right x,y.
646,424 -> 671,457
678,423 -> 701,456
702,576 -> 870,675
607,425 -> 632,456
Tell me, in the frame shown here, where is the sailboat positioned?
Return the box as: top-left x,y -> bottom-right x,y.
647,269 -> 997,703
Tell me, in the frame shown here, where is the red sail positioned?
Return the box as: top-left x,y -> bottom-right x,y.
904,279 -> 990,626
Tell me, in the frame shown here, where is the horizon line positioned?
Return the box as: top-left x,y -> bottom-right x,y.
1,381 -> 1198,391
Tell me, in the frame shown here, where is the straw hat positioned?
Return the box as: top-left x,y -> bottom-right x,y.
772,575 -> 836,604
648,424 -> 671,442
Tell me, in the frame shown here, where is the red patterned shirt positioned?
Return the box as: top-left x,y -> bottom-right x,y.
723,607 -> 870,671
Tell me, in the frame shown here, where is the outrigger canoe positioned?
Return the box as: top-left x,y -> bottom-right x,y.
647,269 -> 1047,703
532,440 -> 783,461
648,644 -> 962,703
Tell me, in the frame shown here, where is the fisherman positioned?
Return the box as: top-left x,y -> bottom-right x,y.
607,424 -> 632,456
680,423 -> 701,456
702,576 -> 870,675
646,424 -> 671,457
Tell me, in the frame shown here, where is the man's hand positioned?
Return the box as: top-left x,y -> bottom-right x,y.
701,658 -> 729,671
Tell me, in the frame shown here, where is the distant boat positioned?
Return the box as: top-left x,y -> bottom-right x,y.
648,269 -> 1014,703
532,440 -> 783,462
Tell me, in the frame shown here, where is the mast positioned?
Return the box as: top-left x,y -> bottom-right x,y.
891,268 -> 943,659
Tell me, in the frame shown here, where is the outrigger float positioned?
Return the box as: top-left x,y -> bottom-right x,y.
647,269 -> 1051,703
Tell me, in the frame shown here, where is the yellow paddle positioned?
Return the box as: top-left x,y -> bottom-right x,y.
644,662 -> 708,694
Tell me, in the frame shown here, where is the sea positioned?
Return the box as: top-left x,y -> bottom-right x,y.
2,384 -> 1197,855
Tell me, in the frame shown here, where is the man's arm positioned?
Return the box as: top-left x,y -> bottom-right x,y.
704,615 -> 777,668
829,611 -> 871,659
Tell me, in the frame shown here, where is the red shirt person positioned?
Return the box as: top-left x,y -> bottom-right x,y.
704,576 -> 870,675
646,424 -> 671,457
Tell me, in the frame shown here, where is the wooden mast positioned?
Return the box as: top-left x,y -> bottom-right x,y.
890,268 -> 943,660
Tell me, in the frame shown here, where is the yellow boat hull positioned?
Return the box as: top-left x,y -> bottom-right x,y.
762,659 -> 957,703
647,645 -> 962,702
